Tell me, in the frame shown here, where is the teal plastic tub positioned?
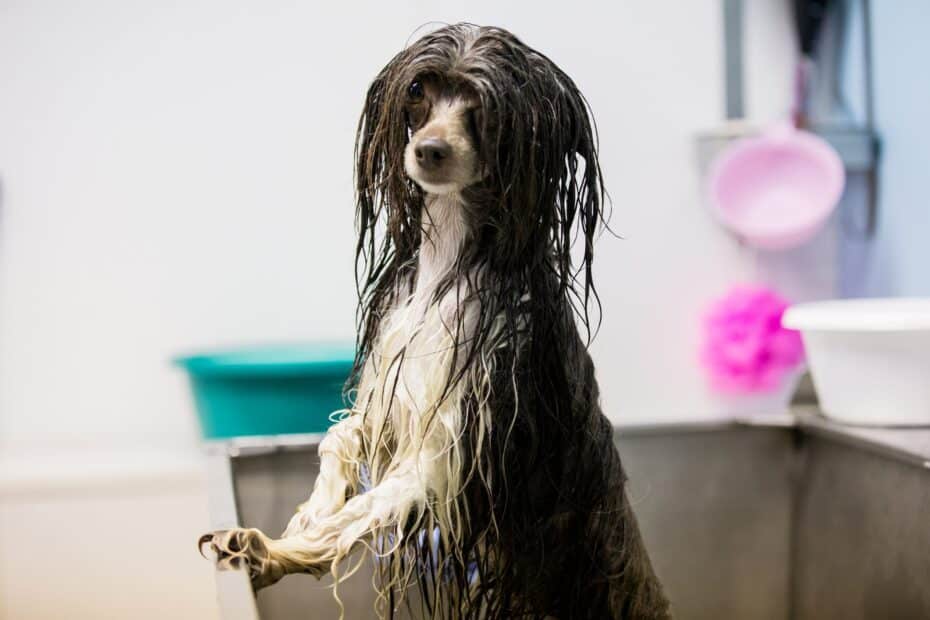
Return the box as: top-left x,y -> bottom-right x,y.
175,342 -> 355,439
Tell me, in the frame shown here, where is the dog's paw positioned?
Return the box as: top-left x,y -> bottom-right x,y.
198,528 -> 286,589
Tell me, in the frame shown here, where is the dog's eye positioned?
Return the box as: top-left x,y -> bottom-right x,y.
407,80 -> 424,102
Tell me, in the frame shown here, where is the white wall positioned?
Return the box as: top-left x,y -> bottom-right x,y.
0,1 -> 798,617
840,2 -> 930,298
0,468 -> 219,620
0,1 -> 800,454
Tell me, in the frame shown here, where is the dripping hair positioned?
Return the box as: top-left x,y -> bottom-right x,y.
348,22 -> 645,619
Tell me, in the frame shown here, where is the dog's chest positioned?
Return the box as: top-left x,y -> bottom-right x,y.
355,195 -> 473,433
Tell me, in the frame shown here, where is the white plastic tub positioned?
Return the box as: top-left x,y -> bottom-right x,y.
783,298 -> 930,426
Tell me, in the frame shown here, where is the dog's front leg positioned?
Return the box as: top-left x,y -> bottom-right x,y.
281,413 -> 365,537
202,464 -> 427,589
199,412 -> 365,587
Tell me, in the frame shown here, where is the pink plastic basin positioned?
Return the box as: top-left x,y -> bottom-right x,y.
708,125 -> 845,250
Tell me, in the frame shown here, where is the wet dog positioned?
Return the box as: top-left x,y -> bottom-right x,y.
201,23 -> 670,619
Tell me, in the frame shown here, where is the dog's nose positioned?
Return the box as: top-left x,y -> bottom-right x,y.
414,138 -> 451,171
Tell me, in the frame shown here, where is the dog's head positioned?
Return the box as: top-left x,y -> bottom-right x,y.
357,22 -> 603,257
354,23 -> 605,354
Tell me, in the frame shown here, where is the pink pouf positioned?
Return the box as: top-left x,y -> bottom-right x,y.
702,285 -> 805,394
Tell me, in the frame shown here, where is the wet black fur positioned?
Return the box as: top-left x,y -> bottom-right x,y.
352,23 -> 670,619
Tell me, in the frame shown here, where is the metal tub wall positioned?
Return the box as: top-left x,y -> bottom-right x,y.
618,427 -> 794,619
792,437 -> 930,619
232,449 -> 380,619
222,423 -> 930,619
230,426 -> 796,619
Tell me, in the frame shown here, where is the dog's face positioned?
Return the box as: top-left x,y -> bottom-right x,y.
402,78 -> 483,195
356,23 -> 605,302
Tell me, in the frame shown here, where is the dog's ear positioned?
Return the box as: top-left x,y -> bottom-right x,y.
354,51 -> 425,260
354,63 -> 388,286
545,69 -> 606,340
352,52 -> 425,383
472,43 -> 606,340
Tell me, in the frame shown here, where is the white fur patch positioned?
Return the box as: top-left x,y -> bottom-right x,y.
275,193 -> 498,618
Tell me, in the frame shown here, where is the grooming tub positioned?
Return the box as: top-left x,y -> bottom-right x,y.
204,410 -> 930,619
